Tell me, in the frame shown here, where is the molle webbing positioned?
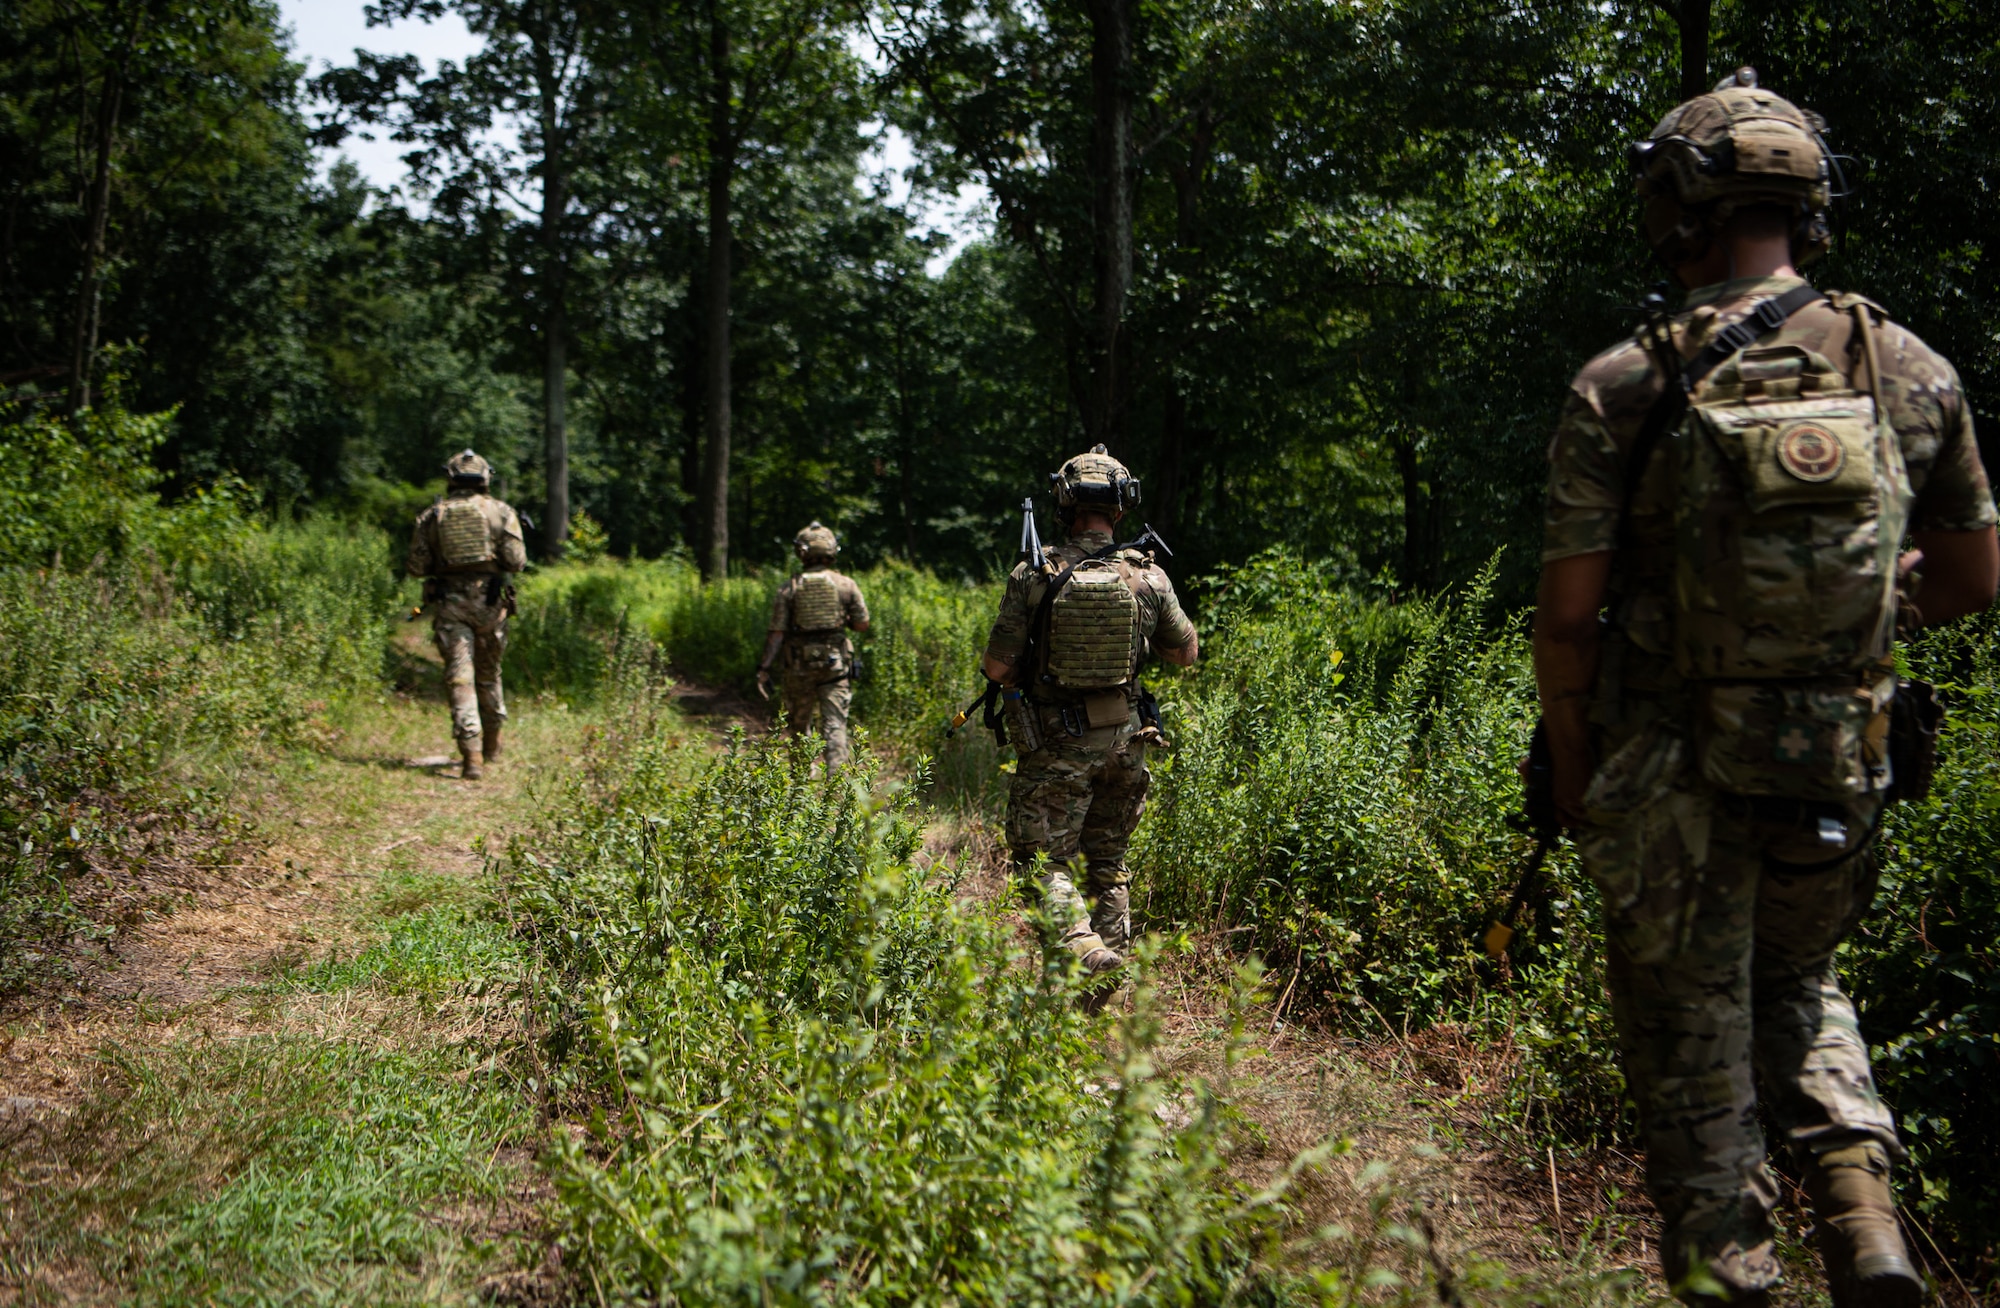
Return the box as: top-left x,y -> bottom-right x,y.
790,571 -> 844,633
1046,562 -> 1138,689
437,499 -> 495,567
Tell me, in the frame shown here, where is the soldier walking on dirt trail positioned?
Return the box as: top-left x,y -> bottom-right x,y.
756,523 -> 870,770
1533,69 -> 1997,1308
981,445 -> 1197,984
407,450 -> 527,781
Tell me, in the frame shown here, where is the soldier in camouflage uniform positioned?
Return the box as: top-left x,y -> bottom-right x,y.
1535,70 -> 1998,1307
407,451 -> 527,780
982,445 -> 1198,977
756,523 -> 870,769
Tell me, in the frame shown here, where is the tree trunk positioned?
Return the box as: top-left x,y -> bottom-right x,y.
1673,0 -> 1710,101
698,12 -> 734,580
534,38 -> 570,559
1395,429 -> 1429,591
1157,382 -> 1186,538
1156,117 -> 1212,541
67,68 -> 123,416
1085,0 -> 1134,452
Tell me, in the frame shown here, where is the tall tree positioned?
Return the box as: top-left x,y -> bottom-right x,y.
1658,0 -> 1710,99
315,0 -> 599,557
600,0 -> 862,578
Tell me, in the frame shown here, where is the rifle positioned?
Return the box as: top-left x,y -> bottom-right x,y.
1019,498 -> 1045,570
1484,719 -> 1559,959
946,679 -> 1005,744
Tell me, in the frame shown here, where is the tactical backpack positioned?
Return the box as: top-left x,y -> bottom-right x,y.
1044,557 -> 1141,691
436,498 -> 496,568
789,571 -> 845,633
1629,286 -> 1913,801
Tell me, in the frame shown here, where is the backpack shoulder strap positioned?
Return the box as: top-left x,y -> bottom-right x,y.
1615,284 -> 1826,550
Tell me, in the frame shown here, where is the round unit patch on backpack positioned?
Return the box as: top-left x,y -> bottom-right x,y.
438,498 -> 496,568
1045,560 -> 1139,691
790,571 -> 844,632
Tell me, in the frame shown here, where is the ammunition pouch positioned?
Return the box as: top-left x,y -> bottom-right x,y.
1002,688 -> 1042,755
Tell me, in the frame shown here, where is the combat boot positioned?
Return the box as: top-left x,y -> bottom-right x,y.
460,743 -> 484,781
1804,1143 -> 1924,1308
482,722 -> 503,761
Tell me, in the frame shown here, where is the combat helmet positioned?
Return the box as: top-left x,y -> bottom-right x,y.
794,521 -> 838,564
444,449 -> 492,490
1629,67 -> 1837,268
1050,444 -> 1140,526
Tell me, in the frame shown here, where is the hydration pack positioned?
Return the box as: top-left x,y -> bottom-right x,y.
1669,302 -> 1912,800
1044,557 -> 1140,692
790,570 -> 844,632
437,498 -> 495,568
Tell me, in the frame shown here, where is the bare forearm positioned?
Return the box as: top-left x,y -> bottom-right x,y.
1159,632 -> 1199,666
1909,528 -> 2000,627
757,632 -> 784,671
981,652 -> 1015,685
1531,552 -> 1612,826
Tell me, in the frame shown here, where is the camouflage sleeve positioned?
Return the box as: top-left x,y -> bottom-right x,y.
1542,389 -> 1626,562
1141,567 -> 1196,650
495,504 -> 528,572
842,575 -> 871,627
768,579 -> 792,634
406,508 -> 435,578
983,566 -> 1037,661
1896,351 -> 1997,533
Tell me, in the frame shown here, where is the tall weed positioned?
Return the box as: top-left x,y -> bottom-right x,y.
505,709 -> 1319,1303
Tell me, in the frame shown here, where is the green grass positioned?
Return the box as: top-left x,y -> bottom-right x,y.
9,1031 -> 536,1306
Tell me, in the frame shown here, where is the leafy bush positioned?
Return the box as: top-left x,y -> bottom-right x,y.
1848,610 -> 2000,1270
504,706 -> 1322,1303
0,386 -> 175,568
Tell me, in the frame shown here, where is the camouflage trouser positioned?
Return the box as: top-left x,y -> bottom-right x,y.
781,670 -> 853,769
432,594 -> 507,745
1005,728 -> 1150,960
1579,771 -> 1897,1300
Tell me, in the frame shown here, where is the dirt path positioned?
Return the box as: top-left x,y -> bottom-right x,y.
0,668 -> 584,1303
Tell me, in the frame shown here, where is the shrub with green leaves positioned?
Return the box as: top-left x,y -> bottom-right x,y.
1848,610 -> 2000,1265
505,709 -> 1317,1303
1134,558 -> 1588,1015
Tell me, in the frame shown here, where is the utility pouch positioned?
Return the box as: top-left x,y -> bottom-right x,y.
1082,690 -> 1131,729
1693,676 -> 1892,802
1887,678 -> 1942,803
1002,688 -> 1043,756
484,573 -> 504,606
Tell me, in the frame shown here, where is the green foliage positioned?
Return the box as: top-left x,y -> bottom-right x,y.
10,1014 -> 535,1301
505,711 -> 1320,1303
0,389 -> 174,567
1139,557 -> 1542,1020
0,396 -> 401,992
1848,611 -> 2000,1263
848,560 -> 1007,807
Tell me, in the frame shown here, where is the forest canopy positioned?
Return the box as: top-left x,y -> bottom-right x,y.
3,0 -> 1996,595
